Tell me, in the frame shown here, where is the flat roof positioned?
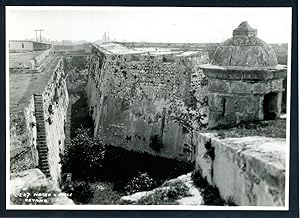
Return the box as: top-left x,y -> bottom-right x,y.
94,43 -> 206,56
9,40 -> 52,45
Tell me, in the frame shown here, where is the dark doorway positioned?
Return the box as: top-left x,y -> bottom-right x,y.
263,92 -> 279,120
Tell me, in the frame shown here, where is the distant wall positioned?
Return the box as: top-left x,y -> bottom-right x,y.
9,41 -> 33,52
9,41 -> 52,53
86,46 -> 209,162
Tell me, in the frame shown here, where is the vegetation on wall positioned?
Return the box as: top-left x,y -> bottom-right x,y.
149,134 -> 164,153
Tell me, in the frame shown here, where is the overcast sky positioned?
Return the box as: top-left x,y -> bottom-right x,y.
6,7 -> 292,43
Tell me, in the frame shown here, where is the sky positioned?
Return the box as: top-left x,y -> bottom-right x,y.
6,7 -> 292,43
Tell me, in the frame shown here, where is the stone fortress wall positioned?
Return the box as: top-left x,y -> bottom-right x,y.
86,22 -> 287,206
9,54 -> 71,204
86,43 -> 210,162
9,21 -> 287,207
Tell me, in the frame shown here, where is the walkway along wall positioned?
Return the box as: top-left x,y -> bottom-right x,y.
10,57 -> 69,186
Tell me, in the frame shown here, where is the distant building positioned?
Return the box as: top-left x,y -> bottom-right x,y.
9,40 -> 52,52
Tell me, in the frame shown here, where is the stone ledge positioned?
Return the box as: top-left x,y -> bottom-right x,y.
195,132 -> 286,206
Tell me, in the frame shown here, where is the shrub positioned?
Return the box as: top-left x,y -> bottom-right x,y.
61,126 -> 106,178
71,181 -> 94,204
149,135 -> 163,153
136,180 -> 190,205
125,172 -> 155,195
90,182 -> 122,205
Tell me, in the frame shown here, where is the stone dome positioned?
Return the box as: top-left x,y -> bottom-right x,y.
212,21 -> 278,68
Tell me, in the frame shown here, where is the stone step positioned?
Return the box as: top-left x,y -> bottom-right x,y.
41,167 -> 50,172
41,168 -> 50,172
38,147 -> 48,150
40,165 -> 50,172
37,129 -> 46,135
41,160 -> 49,164
38,146 -> 48,150
37,142 -> 47,145
39,147 -> 48,154
37,140 -> 47,145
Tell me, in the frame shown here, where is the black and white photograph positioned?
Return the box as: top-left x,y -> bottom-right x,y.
6,6 -> 292,210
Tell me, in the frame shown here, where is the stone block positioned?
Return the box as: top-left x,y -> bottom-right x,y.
208,94 -> 225,112
271,79 -> 283,91
225,95 -> 260,123
208,79 -> 230,93
230,81 -> 252,94
207,110 -> 231,129
251,81 -> 271,94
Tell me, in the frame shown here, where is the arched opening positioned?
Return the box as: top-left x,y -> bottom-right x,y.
263,92 -> 279,120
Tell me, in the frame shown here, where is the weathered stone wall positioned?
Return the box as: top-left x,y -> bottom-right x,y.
10,57 -> 69,186
194,132 -> 285,206
207,77 -> 284,128
41,59 -> 69,184
86,46 -> 209,161
10,96 -> 39,172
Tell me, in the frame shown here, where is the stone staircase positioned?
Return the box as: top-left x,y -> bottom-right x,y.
34,94 -> 51,178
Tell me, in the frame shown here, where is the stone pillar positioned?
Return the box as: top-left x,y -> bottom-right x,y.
200,21 -> 287,129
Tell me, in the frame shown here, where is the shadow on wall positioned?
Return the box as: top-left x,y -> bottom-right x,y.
70,93 -> 94,139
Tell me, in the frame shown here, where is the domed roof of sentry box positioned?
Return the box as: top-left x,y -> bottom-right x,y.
211,21 -> 278,68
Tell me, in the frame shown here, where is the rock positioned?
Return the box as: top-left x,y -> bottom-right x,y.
120,172 -> 204,205
10,168 -> 75,205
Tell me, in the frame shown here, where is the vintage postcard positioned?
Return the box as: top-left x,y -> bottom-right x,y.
6,6 -> 292,210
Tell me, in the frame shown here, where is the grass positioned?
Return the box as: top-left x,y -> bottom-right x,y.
213,119 -> 286,139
